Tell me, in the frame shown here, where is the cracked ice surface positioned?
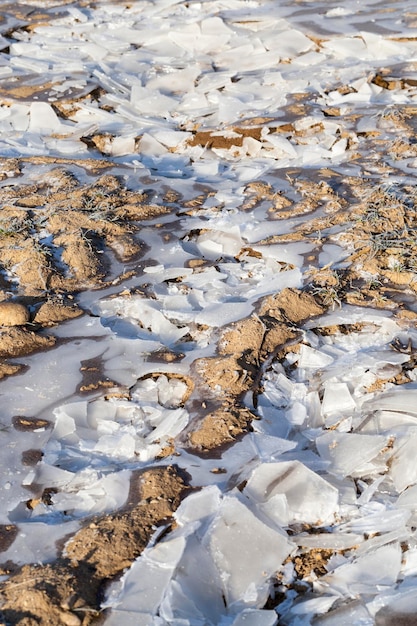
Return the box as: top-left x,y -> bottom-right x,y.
2,0 -> 417,624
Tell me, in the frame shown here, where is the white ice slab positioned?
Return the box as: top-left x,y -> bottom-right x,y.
316,432 -> 388,478
204,496 -> 294,609
104,535 -> 186,615
244,461 -> 339,525
321,543 -> 402,596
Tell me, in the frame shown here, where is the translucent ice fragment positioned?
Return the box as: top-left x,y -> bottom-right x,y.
397,483 -> 417,511
264,133 -> 297,157
145,407 -> 188,443
293,532 -> 363,550
373,585 -> 417,624
365,389 -> 417,417
231,608 -> 278,625
136,133 -> 168,156
389,431 -> 417,492
244,461 -> 339,525
322,543 -> 401,596
53,412 -> 77,442
273,29 -> 314,57
258,493 -> 289,526
53,470 -> 130,516
321,382 -> 356,418
95,432 -> 136,460
316,432 -> 388,478
195,227 -> 243,261
313,600 -> 372,625
286,401 -> 307,426
160,532 -> 225,623
135,375 -> 189,409
204,496 -> 293,608
131,86 -> 178,115
195,300 -> 253,327
104,535 -> 186,614
289,595 -> 337,616
29,102 -> 62,133
297,344 -> 334,369
34,463 -> 74,488
175,485 -> 222,526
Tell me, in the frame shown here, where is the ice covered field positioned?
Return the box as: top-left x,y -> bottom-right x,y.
1,0 -> 417,624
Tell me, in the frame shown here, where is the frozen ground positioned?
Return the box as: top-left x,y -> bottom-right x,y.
0,0 -> 417,624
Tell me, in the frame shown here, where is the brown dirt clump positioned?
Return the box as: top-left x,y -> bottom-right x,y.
0,525 -> 18,553
259,288 -> 325,324
187,126 -> 263,150
292,549 -> 334,579
33,300 -> 83,326
0,302 -> 29,327
188,289 -> 322,451
193,354 -> 255,398
0,466 -> 190,626
12,416 -> 51,432
0,328 -> 55,358
188,405 -> 256,451
219,316 -> 265,356
0,362 -> 24,379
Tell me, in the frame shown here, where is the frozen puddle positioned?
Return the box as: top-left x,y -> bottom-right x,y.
1,0 -> 417,624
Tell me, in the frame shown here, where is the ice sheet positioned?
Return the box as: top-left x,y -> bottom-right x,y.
1,0 -> 417,624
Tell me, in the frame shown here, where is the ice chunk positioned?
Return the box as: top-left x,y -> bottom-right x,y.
175,485 -> 222,526
372,584 -> 417,624
204,496 -> 293,608
194,226 -> 243,261
52,469 -> 131,516
159,532 -> 225,623
131,85 -> 178,115
98,297 -> 190,346
270,29 -> 314,57
316,432 -> 388,478
244,461 -> 339,525
93,431 -> 136,460
145,407 -> 188,443
132,375 -> 189,409
335,501 -> 410,537
29,102 -> 62,133
313,600 -> 373,625
293,532 -> 363,550
389,431 -> 417,492
289,595 -> 337,617
397,483 -> 417,512
231,609 -> 278,625
297,344 -> 334,369
258,493 -> 289,527
321,543 -> 401,596
104,535 -> 186,613
364,389 -> 417,417
321,382 -> 356,419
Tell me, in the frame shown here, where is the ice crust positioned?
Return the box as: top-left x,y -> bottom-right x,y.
1,0 -> 417,624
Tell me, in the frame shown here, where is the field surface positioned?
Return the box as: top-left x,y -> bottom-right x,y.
0,1 -> 417,624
